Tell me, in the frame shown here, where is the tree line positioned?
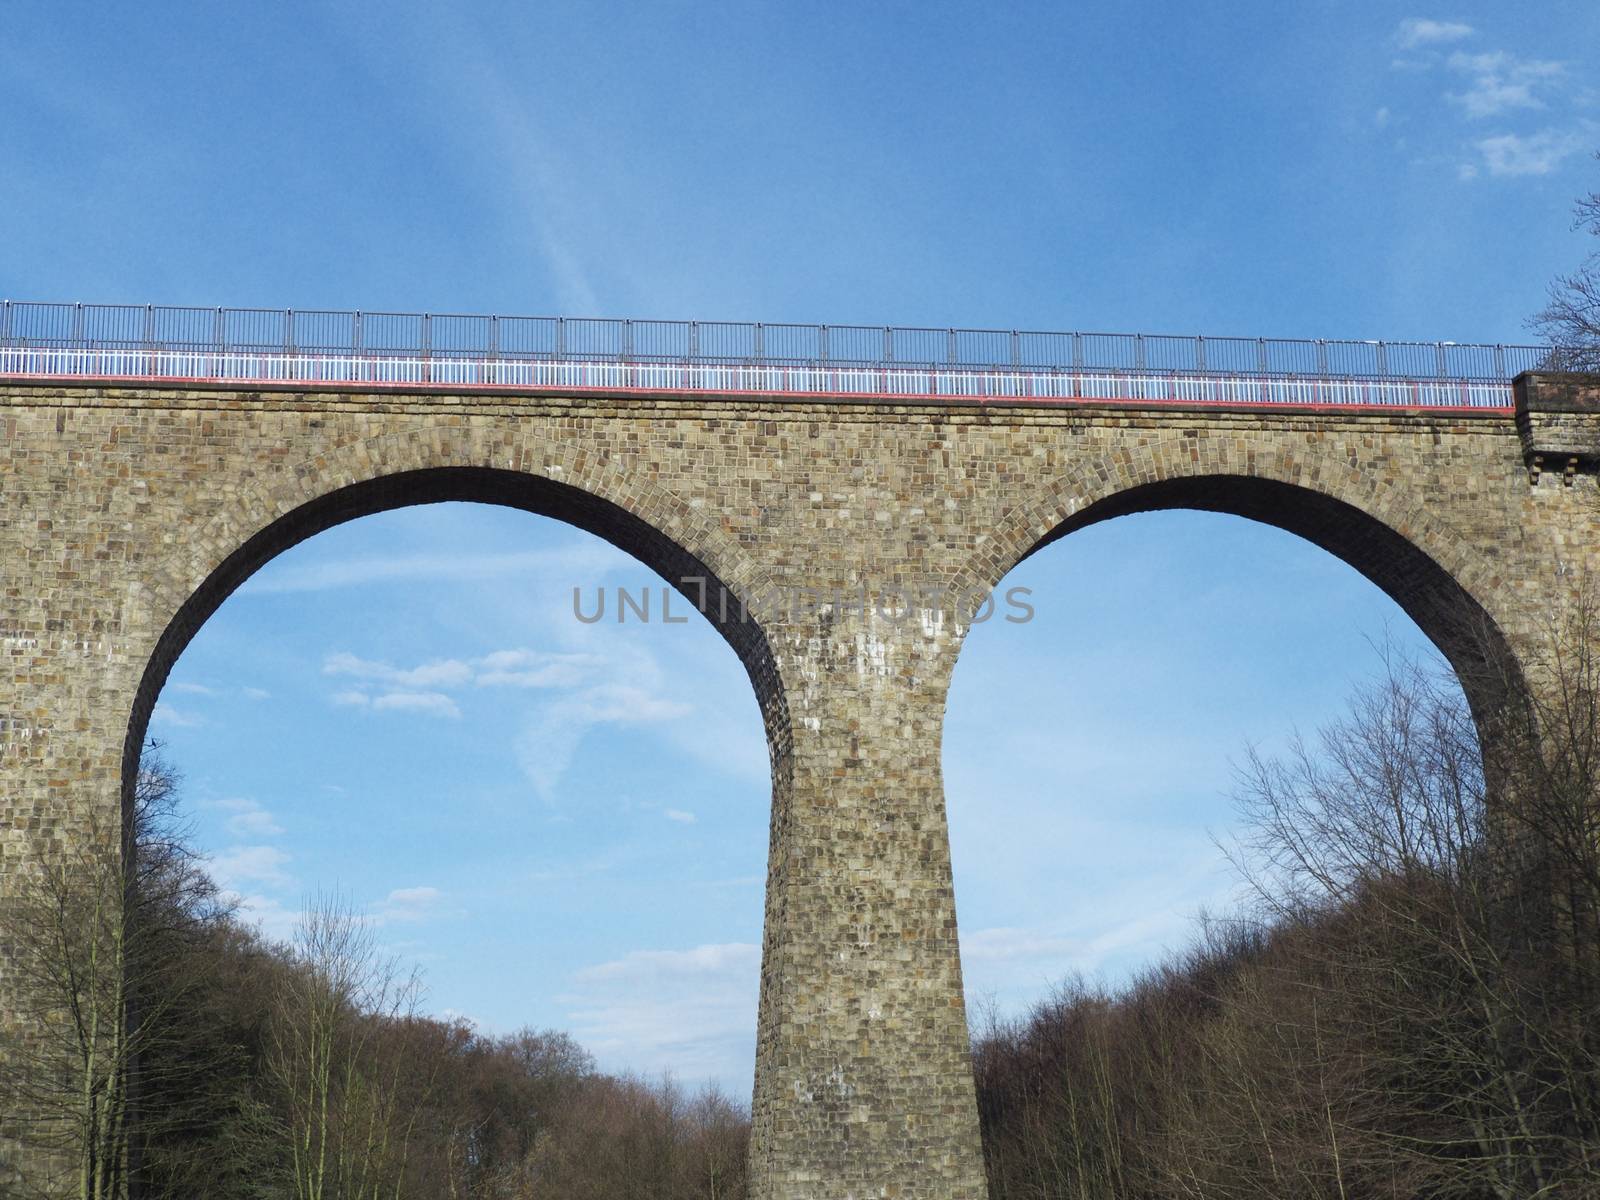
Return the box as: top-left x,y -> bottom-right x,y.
0,755 -> 749,1200
972,615 -> 1600,1198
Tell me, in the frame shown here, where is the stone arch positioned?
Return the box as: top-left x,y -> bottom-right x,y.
951,437 -> 1524,729
122,428 -> 792,815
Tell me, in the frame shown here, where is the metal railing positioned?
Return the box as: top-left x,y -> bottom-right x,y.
0,301 -> 1550,409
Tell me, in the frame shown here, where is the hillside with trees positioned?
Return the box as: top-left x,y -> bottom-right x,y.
0,751 -> 749,1200
972,629 -> 1600,1198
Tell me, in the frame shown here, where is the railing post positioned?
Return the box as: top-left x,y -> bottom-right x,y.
72,302 -> 85,349
754,322 -> 764,362
213,307 -> 225,355
1134,333 -> 1146,371
1376,341 -> 1389,376
819,324 -> 829,364
883,327 -> 893,363
1010,330 -> 1020,367
1436,341 -> 1447,377
1072,332 -> 1084,370
556,316 -> 566,358
1256,337 -> 1268,375
1195,334 -> 1206,373
623,318 -> 634,361
286,309 -> 296,381
1316,338 -> 1328,375
354,311 -> 364,354
690,320 -> 700,360
1495,344 -> 1506,378
947,328 -> 957,365
1,299 -> 11,348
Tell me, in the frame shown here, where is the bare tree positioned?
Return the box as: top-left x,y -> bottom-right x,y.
1225,633 -> 1600,1198
0,748 -> 231,1200
1532,151 -> 1600,370
265,893 -> 432,1200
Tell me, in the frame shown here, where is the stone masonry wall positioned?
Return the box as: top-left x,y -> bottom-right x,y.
4,378 -> 1599,1197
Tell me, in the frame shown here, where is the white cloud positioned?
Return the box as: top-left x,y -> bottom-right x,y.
317,632 -> 763,795
962,926 -> 1081,964
211,844 -> 294,890
387,885 -> 442,904
563,943 -> 760,1085
243,543 -> 630,595
169,681 -> 217,696
150,702 -> 202,728
475,649 -> 599,689
1395,17 -> 1474,49
1374,106 -> 1391,129
371,690 -> 461,719
516,683 -> 692,799
575,942 -> 758,984
243,686 -> 272,701
322,648 -> 630,725
224,892 -> 299,941
1446,50 -> 1563,118
214,797 -> 285,838
1473,129 -> 1585,176
375,885 -> 447,923
663,808 -> 697,824
325,652 -> 473,690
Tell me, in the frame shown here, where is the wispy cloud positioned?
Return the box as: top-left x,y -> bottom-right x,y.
321,642 -> 722,794
375,885 -> 449,924
563,943 -> 760,1086
326,652 -> 473,690
1380,22 -> 1587,184
213,797 -> 285,838
211,844 -> 294,890
1446,50 -> 1563,118
574,942 -> 757,984
324,647 -> 662,731
962,926 -> 1081,964
244,543 -> 629,595
515,683 -> 692,799
663,808 -> 697,824
151,702 -> 202,728
474,649 -> 600,689
371,690 -> 462,719
1395,18 -> 1474,50
225,892 -> 299,942
1472,129 -> 1587,176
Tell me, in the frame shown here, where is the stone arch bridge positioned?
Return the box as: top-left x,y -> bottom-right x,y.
3,304 -> 1599,1197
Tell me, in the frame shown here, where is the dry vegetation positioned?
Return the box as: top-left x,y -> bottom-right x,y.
973,621 -> 1600,1199
0,752 -> 749,1200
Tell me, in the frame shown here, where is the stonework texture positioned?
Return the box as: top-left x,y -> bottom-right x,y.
4,375 -> 1599,1197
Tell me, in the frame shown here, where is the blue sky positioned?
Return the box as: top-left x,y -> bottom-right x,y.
5,0 -> 1598,1094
